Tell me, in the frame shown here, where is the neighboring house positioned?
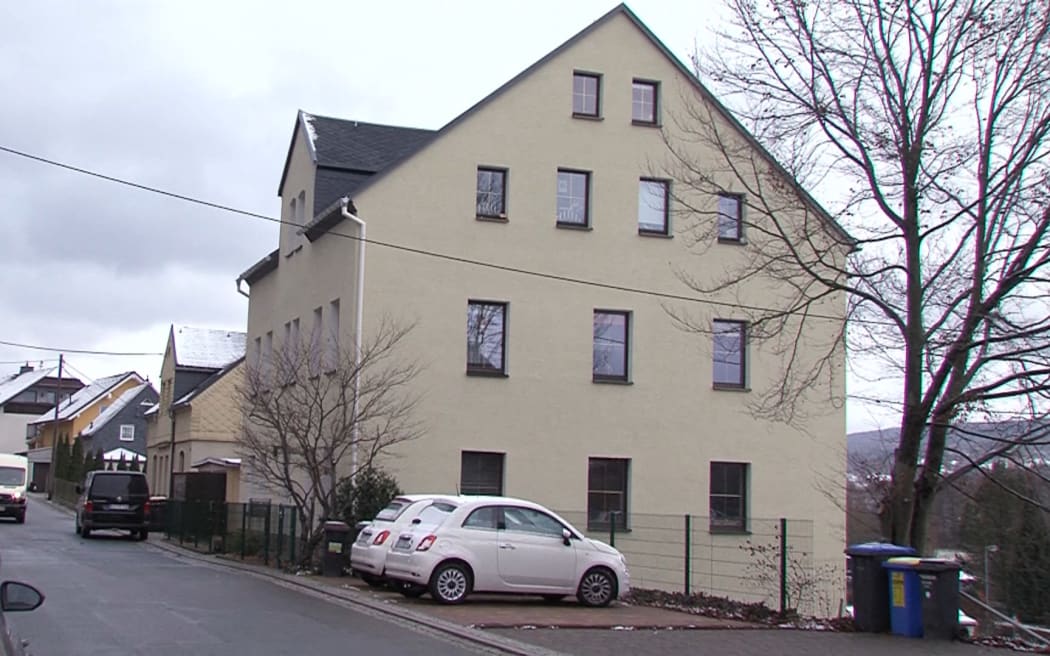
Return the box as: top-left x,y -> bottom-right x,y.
144,325 -> 259,503
0,365 -> 83,458
238,5 -> 848,606
25,372 -> 149,489
76,382 -> 158,462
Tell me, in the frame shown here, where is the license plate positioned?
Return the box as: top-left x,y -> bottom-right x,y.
108,504 -> 130,511
395,536 -> 412,549
357,532 -> 371,545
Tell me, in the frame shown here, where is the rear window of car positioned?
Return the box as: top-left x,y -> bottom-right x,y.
374,498 -> 412,522
413,501 -> 457,527
90,474 -> 148,499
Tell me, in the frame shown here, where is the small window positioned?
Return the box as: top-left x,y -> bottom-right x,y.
587,458 -> 629,531
572,72 -> 601,117
476,167 -> 507,219
638,179 -> 669,235
718,194 -> 743,242
178,450 -> 185,472
556,170 -> 590,227
593,310 -> 630,382
326,299 -> 340,371
310,307 -> 323,375
460,451 -> 505,495
119,425 -> 135,442
710,461 -> 748,532
713,320 -> 747,388
466,301 -> 507,375
632,80 -> 658,124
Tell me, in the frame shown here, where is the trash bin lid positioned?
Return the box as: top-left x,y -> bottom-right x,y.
915,558 -> 962,572
882,556 -> 921,568
845,542 -> 917,557
324,520 -> 350,530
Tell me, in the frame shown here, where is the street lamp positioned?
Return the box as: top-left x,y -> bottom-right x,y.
984,544 -> 999,603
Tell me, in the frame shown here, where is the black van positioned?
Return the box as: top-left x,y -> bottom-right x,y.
75,471 -> 150,540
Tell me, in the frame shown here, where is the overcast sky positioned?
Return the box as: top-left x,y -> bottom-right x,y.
0,1 -> 896,433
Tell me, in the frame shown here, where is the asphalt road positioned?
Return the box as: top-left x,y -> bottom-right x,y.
0,497 -> 499,656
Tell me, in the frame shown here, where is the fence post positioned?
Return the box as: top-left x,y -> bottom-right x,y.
193,502 -> 200,549
179,500 -> 185,545
289,506 -> 297,567
609,512 -> 617,548
779,517 -> 788,614
263,504 -> 271,566
276,505 -> 284,569
684,514 -> 692,595
241,502 -> 248,560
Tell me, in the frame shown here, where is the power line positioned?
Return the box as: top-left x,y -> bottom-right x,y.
0,338 -> 162,357
0,143 -> 885,326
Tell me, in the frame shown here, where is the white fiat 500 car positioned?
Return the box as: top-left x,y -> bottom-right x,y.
350,495 -> 461,587
383,496 -> 630,606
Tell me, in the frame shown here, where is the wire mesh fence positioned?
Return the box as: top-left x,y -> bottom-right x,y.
556,510 -> 835,615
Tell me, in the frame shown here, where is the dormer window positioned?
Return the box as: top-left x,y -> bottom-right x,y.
572,72 -> 601,118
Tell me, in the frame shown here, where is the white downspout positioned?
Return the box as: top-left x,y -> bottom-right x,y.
339,198 -> 365,484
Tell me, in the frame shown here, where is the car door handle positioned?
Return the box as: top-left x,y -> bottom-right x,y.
499,543 -> 516,550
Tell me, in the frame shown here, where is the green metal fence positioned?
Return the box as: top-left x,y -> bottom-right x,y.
165,500 -> 307,570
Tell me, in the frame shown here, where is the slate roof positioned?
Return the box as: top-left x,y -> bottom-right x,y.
30,372 -> 143,424
173,356 -> 244,408
0,367 -> 54,405
80,382 -> 155,437
172,326 -> 247,370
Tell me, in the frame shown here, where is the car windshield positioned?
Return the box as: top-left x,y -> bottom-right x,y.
0,467 -> 25,486
412,501 -> 457,527
374,498 -> 412,522
90,474 -> 148,499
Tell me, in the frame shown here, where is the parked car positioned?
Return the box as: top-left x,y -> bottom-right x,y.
383,495 -> 630,606
75,471 -> 150,540
350,494 -> 461,587
0,455 -> 29,524
0,578 -> 44,656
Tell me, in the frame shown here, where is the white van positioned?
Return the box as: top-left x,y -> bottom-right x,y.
0,454 -> 28,524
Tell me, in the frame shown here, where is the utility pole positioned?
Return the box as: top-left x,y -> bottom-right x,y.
46,354 -> 64,500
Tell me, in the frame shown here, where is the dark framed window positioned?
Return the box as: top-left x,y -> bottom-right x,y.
713,320 -> 747,388
556,169 -> 590,227
593,310 -> 630,382
587,458 -> 629,530
460,451 -> 504,495
718,193 -> 743,242
632,80 -> 658,124
466,301 -> 507,375
710,461 -> 748,532
572,72 -> 601,117
638,179 -> 669,234
476,167 -> 507,218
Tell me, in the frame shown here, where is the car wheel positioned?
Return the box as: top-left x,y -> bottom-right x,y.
397,583 -> 426,598
137,530 -> 149,541
429,561 -> 472,605
81,527 -> 91,539
75,520 -> 81,535
541,594 -> 565,603
15,512 -> 25,524
577,567 -> 616,607
360,573 -> 386,588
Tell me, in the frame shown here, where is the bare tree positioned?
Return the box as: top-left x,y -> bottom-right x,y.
667,0 -> 1050,548
238,318 -> 423,562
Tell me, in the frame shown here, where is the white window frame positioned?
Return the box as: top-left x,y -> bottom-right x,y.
119,424 -> 135,442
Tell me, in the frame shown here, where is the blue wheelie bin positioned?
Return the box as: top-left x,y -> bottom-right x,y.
883,557 -> 924,637
845,542 -> 917,632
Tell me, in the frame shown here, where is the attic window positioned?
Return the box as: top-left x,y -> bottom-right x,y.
119,425 -> 135,441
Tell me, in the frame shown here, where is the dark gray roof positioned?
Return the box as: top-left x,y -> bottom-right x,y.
277,112 -> 435,214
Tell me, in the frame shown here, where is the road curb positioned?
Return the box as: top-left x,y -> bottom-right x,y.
147,539 -> 567,656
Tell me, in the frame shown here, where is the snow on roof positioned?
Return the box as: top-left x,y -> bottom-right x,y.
301,111 -> 318,149
103,447 -> 145,462
143,403 -> 160,417
0,367 -> 55,405
30,372 -> 141,424
173,325 -> 247,370
192,456 -> 241,469
80,382 -> 154,437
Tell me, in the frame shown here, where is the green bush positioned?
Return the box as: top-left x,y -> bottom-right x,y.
336,466 -> 403,527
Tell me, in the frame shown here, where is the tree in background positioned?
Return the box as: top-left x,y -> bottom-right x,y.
54,435 -> 70,481
960,465 -> 1050,623
238,319 -> 424,565
69,437 -> 84,483
678,0 -> 1050,549
92,450 -> 105,472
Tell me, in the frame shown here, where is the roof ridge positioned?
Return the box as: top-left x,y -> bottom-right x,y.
301,111 -> 435,133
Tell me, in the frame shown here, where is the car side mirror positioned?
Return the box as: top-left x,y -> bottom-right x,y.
1,582 -> 44,612
75,485 -> 83,494
562,528 -> 572,546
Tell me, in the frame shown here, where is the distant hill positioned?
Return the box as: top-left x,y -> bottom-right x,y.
847,420 -> 1050,475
